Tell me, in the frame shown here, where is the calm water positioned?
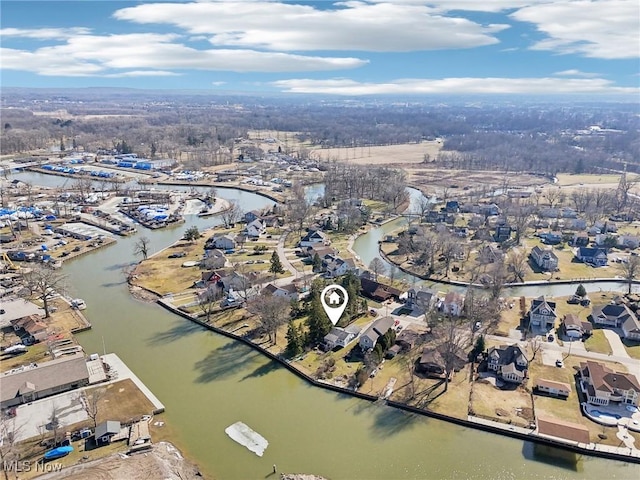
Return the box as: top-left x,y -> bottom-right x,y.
13,172 -> 638,479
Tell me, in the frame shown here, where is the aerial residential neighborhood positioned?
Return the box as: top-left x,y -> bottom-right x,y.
1,1 -> 639,476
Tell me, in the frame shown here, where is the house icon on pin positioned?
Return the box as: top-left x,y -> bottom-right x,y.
327,290 -> 341,305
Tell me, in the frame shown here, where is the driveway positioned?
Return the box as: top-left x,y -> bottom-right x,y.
602,329 -> 630,358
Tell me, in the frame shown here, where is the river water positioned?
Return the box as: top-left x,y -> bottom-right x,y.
10,171 -> 638,479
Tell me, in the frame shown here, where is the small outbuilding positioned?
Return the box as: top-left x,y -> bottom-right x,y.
95,420 -> 121,445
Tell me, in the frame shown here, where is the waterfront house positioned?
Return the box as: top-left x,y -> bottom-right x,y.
359,316 -> 395,351
536,416 -> 590,444
576,247 -> 608,267
299,230 -> 330,248
561,314 -> 592,340
324,325 -> 361,350
579,360 -> 640,406
95,421 -> 122,445
360,277 -> 402,302
590,303 -> 638,336
405,288 -> 436,314
530,246 -> 559,272
486,345 -> 528,384
207,234 -> 236,251
10,314 -> 49,344
0,353 -> 90,409
534,379 -> 571,398
416,345 -> 467,378
243,210 -> 262,223
440,291 -> 465,317
528,296 -> 557,330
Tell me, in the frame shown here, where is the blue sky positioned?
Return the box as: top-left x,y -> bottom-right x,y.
1,0 -> 638,96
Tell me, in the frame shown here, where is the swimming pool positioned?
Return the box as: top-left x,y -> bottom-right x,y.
591,410 -> 621,420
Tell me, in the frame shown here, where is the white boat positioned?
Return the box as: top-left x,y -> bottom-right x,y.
3,344 -> 27,355
71,298 -> 87,310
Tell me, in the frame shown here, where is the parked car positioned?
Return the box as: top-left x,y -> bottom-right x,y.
168,252 -> 186,259
555,359 -> 564,367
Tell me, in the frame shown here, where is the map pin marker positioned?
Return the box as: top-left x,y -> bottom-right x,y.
320,284 -> 349,326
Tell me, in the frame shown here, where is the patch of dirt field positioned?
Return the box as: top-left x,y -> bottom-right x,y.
309,141 -> 443,165
36,442 -> 205,480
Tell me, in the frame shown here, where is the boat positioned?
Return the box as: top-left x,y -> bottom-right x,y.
3,344 -> 27,355
43,445 -> 73,460
71,298 -> 87,310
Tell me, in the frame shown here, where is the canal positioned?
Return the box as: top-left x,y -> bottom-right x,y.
10,172 -> 638,479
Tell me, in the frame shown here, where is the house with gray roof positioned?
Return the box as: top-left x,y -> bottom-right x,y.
359,316 -> 395,351
1,353 -> 90,409
487,345 -> 528,384
529,296 -> 557,330
530,246 -> 559,272
95,420 -> 122,445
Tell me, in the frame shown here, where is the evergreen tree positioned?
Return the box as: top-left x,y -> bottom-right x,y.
286,321 -> 302,357
312,253 -> 322,272
59,137 -> 65,151
575,284 -> 587,298
306,295 -> 331,344
269,251 -> 285,274
340,271 -> 361,320
473,334 -> 486,358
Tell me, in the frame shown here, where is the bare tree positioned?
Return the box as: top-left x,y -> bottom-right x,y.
506,249 -> 529,283
220,199 -> 242,228
199,287 -> 223,322
619,255 -> 640,295
247,293 -> 291,344
0,416 -> 24,480
21,264 -> 67,318
434,315 -> 470,392
287,185 -> 314,234
368,257 -> 386,282
133,236 -> 151,260
545,187 -> 562,208
80,387 -> 106,429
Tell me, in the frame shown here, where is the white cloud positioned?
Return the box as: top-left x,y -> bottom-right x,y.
113,1 -> 507,52
271,77 -> 638,95
511,0 -> 640,59
0,27 -> 91,40
105,70 -> 181,78
0,32 -> 367,77
211,81 -> 227,86
553,69 -> 601,78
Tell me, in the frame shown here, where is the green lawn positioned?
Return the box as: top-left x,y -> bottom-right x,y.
584,330 -> 613,355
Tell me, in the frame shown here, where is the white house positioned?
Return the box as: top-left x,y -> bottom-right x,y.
440,291 -> 465,317
324,325 -> 361,350
261,283 -> 299,301
322,254 -> 357,278
530,246 -> 559,272
535,379 -> 571,398
244,219 -> 266,238
299,230 -> 330,248
208,234 -> 236,250
359,316 -> 395,351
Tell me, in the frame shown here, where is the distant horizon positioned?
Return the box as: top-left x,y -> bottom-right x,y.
1,1 -> 638,97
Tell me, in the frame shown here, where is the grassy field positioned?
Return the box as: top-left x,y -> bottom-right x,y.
470,379 -> 533,427
309,141 -> 442,165
584,330 -> 613,355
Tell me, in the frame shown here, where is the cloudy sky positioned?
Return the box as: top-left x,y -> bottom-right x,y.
1,0 -> 638,96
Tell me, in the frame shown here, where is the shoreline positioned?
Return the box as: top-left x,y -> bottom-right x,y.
126,266 -> 640,465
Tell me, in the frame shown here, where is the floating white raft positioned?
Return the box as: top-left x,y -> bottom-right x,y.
224,421 -> 269,457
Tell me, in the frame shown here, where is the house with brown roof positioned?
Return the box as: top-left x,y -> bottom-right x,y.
579,360 -> 640,406
536,416 -> 590,444
561,314 -> 593,340
440,291 -> 465,317
487,345 -> 528,384
416,344 -> 467,378
10,314 -> 49,343
534,379 -> 571,398
261,283 -> 299,301
360,277 -> 401,302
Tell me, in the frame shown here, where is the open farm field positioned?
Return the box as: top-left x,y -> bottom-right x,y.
309,141 -> 442,165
